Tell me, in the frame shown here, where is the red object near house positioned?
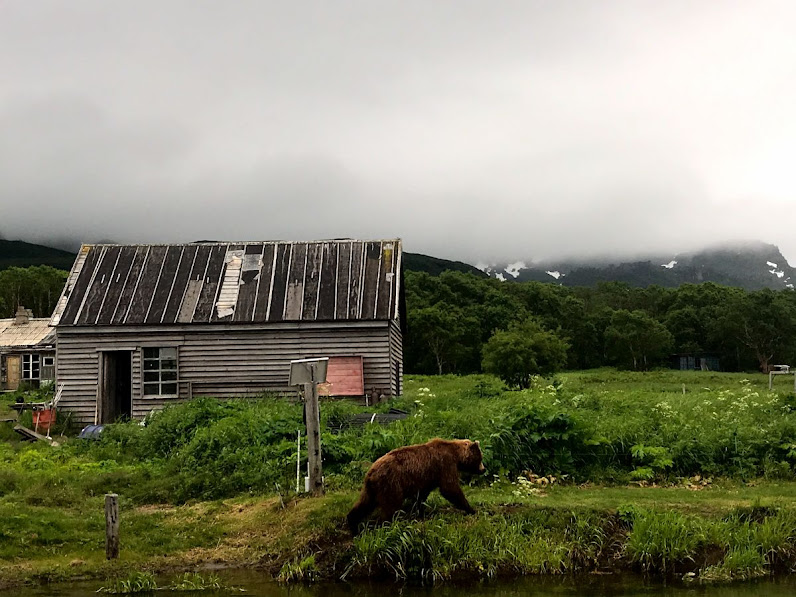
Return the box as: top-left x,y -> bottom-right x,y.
33,408 -> 56,433
318,356 -> 365,397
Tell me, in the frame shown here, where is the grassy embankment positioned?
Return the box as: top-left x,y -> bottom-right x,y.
2,370 -> 796,587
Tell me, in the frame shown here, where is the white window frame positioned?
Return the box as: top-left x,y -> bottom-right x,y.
142,347 -> 179,397
22,354 -> 40,380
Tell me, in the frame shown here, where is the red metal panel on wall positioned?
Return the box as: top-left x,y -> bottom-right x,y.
318,356 -> 364,397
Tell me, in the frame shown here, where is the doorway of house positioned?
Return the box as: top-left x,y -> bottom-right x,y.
99,351 -> 132,423
5,355 -> 21,390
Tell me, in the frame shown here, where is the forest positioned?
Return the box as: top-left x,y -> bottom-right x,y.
2,264 -> 796,375
406,270 -> 796,375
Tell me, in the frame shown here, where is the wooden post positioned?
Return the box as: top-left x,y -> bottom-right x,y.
304,364 -> 324,497
105,493 -> 120,560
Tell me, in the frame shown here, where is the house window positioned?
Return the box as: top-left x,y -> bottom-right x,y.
143,347 -> 178,396
43,356 -> 55,367
22,354 -> 40,380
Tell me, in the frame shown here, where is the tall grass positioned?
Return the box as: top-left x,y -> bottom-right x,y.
2,370 -> 795,506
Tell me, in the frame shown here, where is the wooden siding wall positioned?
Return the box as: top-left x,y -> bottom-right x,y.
56,322 -> 395,424
388,319 -> 403,397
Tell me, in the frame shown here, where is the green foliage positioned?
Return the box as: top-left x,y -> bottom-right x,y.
98,571 -> 228,593
98,571 -> 158,594
404,271 -> 796,375
488,408 -> 593,476
482,319 -> 569,388
277,555 -> 318,583
625,509 -> 712,572
630,445 -> 673,480
605,309 -> 674,370
0,265 -> 68,318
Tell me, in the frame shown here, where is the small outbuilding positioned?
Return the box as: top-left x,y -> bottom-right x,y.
52,239 -> 404,424
0,307 -> 56,391
671,352 -> 721,372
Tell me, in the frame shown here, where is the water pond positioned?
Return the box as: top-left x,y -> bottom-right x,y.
3,572 -> 796,597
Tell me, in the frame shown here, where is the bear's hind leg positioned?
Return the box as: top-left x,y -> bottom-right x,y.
347,490 -> 377,535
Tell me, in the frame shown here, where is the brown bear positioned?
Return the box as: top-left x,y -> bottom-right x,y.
347,438 -> 486,534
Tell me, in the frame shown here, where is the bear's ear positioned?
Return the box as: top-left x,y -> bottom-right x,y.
475,440 -> 480,447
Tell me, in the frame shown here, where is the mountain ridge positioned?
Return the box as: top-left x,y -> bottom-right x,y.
479,241 -> 796,291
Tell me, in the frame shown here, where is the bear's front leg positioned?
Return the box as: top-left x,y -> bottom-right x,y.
439,480 -> 476,515
412,489 -> 432,517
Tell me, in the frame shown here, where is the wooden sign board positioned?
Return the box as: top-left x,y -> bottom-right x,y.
288,357 -> 329,386
318,356 -> 365,397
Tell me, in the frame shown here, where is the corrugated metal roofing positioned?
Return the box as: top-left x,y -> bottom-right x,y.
0,318 -> 55,348
52,239 -> 402,326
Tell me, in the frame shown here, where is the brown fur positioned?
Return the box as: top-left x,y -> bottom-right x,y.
347,438 -> 486,534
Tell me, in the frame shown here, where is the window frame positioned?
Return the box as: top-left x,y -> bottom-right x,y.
142,346 -> 179,398
22,353 -> 41,380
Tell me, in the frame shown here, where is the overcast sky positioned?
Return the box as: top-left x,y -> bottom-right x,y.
2,1 -> 796,264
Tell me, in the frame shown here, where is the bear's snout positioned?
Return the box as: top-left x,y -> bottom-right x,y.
478,462 -> 486,473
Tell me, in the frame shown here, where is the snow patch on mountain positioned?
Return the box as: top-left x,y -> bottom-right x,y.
767,261 -> 778,268
494,272 -> 506,282
504,261 -> 526,278
546,271 -> 562,280
662,260 -> 677,269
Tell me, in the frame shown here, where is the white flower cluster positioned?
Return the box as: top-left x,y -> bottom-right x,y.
512,476 -> 543,498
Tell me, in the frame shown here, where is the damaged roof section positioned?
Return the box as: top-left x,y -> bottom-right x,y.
52,239 -> 402,326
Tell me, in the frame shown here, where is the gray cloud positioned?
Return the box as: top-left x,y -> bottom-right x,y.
2,1 -> 796,265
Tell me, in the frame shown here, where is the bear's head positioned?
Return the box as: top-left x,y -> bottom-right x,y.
459,439 -> 486,474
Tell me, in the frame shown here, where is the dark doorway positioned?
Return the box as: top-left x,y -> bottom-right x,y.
99,351 -> 132,423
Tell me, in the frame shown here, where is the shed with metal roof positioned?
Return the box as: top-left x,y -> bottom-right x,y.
1,307 -> 56,391
52,239 -> 404,424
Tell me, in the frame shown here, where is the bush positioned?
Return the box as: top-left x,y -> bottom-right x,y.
482,319 -> 569,389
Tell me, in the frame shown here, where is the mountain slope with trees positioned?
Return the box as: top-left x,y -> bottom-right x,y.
0,239 -> 77,271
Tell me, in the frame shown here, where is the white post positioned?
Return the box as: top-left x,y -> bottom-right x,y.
296,430 -> 301,494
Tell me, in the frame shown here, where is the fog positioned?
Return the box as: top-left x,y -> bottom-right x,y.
2,1 -> 796,264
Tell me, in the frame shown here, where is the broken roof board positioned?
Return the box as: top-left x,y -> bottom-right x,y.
52,240 -> 402,327
0,319 -> 55,348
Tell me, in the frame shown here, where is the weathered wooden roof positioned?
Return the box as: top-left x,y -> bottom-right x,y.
0,319 -> 55,348
51,239 -> 402,326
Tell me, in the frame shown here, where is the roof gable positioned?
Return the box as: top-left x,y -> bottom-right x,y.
52,239 -> 402,326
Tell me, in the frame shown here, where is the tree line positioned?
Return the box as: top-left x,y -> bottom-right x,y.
405,270 -> 796,377
2,265 -> 795,378
0,266 -> 68,319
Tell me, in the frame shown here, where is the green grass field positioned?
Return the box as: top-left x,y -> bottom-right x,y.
1,369 -> 796,587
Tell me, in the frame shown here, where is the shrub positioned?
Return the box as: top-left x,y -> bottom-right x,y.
482,319 -> 569,389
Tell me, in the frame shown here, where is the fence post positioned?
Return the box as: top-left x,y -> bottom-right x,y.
105,493 -> 120,560
304,366 -> 324,497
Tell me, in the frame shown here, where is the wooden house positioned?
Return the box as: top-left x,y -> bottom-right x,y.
0,307 -> 56,391
51,240 -> 404,424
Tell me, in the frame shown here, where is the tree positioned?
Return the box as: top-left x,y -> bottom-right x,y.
482,318 -> 569,388
408,304 -> 479,375
712,289 -> 796,372
605,309 -> 673,370
0,266 -> 68,318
